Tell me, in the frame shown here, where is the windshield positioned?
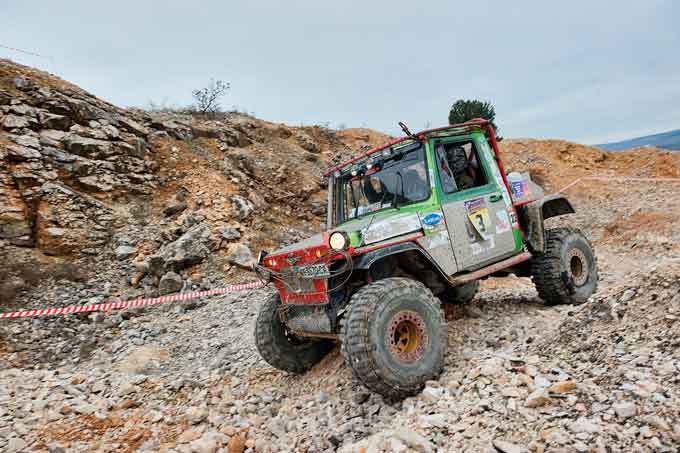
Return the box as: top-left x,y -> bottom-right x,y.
340,145 -> 429,221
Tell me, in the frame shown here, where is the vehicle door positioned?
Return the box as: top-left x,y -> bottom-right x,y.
432,134 -> 518,272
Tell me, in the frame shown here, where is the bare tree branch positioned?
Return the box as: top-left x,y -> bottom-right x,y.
192,79 -> 230,117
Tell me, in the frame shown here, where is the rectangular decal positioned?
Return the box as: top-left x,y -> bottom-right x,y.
509,211 -> 519,228
420,229 -> 450,249
362,212 -> 422,245
511,180 -> 529,199
470,235 -> 495,256
496,210 -> 511,234
471,242 -> 483,255
464,198 -> 491,240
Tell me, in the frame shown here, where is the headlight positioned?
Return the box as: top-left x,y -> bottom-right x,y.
329,231 -> 349,250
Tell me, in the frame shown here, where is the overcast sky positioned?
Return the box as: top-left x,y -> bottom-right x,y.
2,1 -> 679,144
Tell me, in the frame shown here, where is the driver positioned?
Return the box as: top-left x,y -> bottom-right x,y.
446,146 -> 475,190
363,175 -> 384,204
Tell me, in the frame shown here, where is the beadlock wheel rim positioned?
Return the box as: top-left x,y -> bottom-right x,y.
387,310 -> 427,363
567,248 -> 588,286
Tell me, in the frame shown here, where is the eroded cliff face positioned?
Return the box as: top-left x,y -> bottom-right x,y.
0,59 -> 389,301
0,60 -> 158,253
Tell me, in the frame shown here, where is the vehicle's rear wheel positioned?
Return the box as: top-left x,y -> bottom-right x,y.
255,293 -> 332,373
340,278 -> 447,399
440,281 -> 479,304
531,227 -> 598,305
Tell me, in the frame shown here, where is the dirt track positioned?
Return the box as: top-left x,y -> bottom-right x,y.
3,180 -> 680,452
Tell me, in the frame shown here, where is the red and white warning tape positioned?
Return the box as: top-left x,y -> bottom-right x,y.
556,175 -> 680,194
0,281 -> 265,319
5,176 -> 678,319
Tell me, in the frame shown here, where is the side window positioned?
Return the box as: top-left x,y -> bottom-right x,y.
435,145 -> 458,193
435,140 -> 487,193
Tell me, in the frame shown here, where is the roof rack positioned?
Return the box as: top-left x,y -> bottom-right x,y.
323,118 -> 489,176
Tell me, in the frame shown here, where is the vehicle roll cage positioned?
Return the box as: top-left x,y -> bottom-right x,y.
324,119 -> 513,217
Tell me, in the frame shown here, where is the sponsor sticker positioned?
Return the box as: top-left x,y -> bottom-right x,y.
421,229 -> 450,249
509,211 -> 519,228
362,212 -> 422,245
464,198 -> 491,240
422,212 -> 443,227
470,235 -> 495,256
496,210 -> 511,234
511,180 -> 529,199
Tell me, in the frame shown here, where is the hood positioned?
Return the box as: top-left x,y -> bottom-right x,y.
268,211 -> 424,256
269,232 -> 326,256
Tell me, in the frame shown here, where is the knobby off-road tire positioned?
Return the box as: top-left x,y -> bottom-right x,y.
255,293 -> 332,373
340,278 -> 447,400
531,227 -> 598,305
440,281 -> 480,305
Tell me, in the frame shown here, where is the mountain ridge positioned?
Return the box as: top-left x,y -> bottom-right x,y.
597,128 -> 680,151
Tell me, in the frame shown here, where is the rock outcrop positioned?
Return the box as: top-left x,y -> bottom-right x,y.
0,59 -> 388,298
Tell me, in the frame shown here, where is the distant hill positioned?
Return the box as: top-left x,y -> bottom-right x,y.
597,129 -> 680,151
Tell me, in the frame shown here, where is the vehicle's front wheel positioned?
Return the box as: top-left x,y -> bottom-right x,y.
531,227 -> 598,305
255,293 -> 332,373
340,278 -> 447,399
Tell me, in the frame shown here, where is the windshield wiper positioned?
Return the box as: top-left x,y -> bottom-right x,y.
349,183 -> 359,218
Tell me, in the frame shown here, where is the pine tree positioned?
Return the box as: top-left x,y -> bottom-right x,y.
448,99 -> 500,139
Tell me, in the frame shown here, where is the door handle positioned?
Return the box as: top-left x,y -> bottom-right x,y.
489,194 -> 502,202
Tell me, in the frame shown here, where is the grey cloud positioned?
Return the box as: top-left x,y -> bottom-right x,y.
1,0 -> 678,144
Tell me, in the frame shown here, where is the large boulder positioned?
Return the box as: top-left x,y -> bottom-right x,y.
227,243 -> 255,269
162,223 -> 213,270
159,271 -> 183,294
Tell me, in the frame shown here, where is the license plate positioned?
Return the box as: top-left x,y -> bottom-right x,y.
292,264 -> 330,279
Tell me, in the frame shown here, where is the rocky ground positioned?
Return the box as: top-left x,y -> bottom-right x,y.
1,60 -> 680,452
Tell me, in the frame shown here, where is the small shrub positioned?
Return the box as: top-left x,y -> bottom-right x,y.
192,79 -> 230,117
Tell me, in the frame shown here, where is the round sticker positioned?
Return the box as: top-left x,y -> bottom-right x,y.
422,212 -> 443,226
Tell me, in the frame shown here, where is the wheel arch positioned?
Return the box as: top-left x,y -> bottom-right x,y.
542,195 -> 575,219
353,242 -> 451,294
519,195 -> 576,253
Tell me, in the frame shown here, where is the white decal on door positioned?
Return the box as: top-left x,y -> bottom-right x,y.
496,211 -> 511,234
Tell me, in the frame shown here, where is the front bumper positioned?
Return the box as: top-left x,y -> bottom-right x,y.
261,242 -> 331,304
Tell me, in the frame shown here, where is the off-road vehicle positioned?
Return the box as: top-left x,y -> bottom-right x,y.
254,119 -> 597,399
